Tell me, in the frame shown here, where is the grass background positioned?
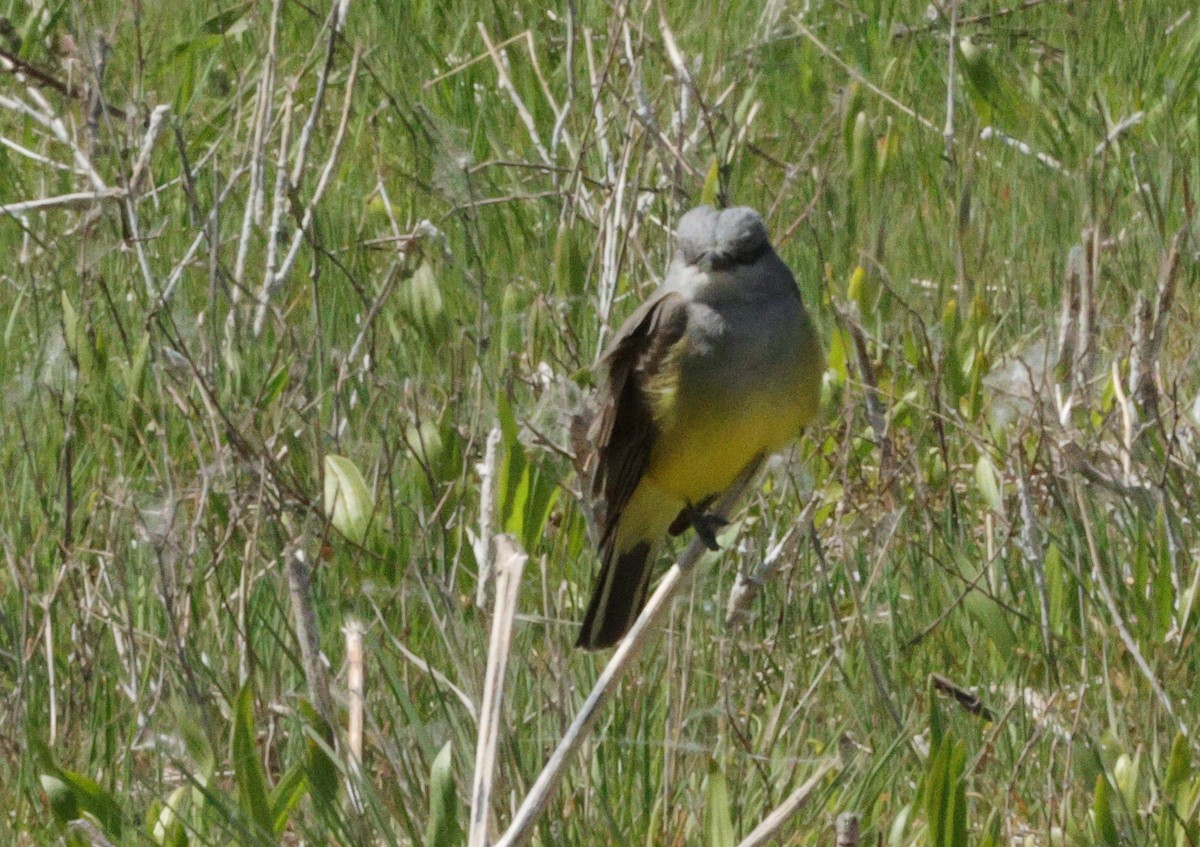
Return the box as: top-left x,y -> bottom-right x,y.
2,0 -> 1200,844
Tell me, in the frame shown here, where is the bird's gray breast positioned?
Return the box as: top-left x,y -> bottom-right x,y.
678,290 -> 806,402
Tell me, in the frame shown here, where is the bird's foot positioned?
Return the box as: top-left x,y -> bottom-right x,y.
691,511 -> 728,551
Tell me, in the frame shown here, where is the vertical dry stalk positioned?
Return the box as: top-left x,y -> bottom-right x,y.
468,536 -> 528,847
1131,229 -> 1182,410
1081,229 -> 1099,390
261,90 -> 294,313
44,600 -> 57,744
1057,241 -> 1094,393
836,812 -> 861,847
286,545 -> 336,725
473,427 -> 502,608
234,0 -> 284,288
735,757 -> 838,847
943,0 -> 958,158
1015,460 -> 1054,669
344,618 -> 364,767
343,618 -> 365,813
289,0 -> 349,190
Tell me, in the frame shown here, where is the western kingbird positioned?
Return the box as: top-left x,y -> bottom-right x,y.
576,204 -> 823,649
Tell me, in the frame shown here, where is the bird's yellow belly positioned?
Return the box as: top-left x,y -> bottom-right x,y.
646,392 -> 807,503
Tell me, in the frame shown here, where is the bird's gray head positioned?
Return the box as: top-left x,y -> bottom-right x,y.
676,205 -> 770,271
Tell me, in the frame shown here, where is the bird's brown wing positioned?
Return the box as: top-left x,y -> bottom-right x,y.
587,289 -> 689,546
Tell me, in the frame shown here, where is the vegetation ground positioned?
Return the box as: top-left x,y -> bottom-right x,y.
2,0 -> 1199,844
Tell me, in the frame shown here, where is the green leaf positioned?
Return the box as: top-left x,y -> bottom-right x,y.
262,365 -> 290,407
928,676 -> 943,752
552,221 -> 587,297
34,738 -> 123,838
268,759 -> 307,834
925,731 -> 967,847
1113,751 -> 1139,810
705,762 -> 736,847
231,683 -> 274,840
149,785 -> 190,847
124,331 -> 151,421
299,701 -> 340,815
61,291 -> 79,359
40,773 -> 79,828
974,454 -> 1002,512
963,586 -> 1016,654
324,454 -> 375,545
850,110 -> 876,196
199,3 -> 251,35
958,36 -> 1029,130
1092,773 -> 1119,847
424,741 -> 460,847
841,83 -> 865,163
1164,732 -> 1191,798
497,393 -> 528,538
399,260 -> 449,342
700,158 -> 721,207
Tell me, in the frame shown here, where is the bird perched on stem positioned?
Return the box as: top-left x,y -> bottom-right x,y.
575,204 -> 824,649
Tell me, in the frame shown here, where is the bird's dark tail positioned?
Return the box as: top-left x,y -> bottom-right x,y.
576,540 -> 654,650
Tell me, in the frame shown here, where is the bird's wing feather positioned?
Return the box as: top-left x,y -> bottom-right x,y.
588,289 -> 689,546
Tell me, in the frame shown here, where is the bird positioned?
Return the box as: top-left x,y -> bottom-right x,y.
575,204 -> 824,650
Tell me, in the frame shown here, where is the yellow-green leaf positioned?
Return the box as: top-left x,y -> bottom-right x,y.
705,763 -> 735,847
324,454 -> 375,545
231,683 -> 273,838
974,454 -> 1002,512
424,741 -> 460,847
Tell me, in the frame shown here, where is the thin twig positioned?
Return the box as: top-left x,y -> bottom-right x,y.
260,90 -> 294,312
477,22 -> 552,166
1091,111 -> 1144,160
725,497 -> 818,628
289,1 -> 346,190
892,0 -> 1050,39
492,464 -> 761,847
153,167 -> 249,311
1070,481 -> 1186,737
0,89 -> 108,190
979,126 -> 1069,174
735,757 -> 838,847
129,104 -> 171,192
234,0 -> 284,288
550,1 -> 575,155
255,48 -> 361,335
0,189 -> 125,215
791,21 -> 939,135
422,30 -> 531,89
0,135 -> 78,171
468,537 -> 528,847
